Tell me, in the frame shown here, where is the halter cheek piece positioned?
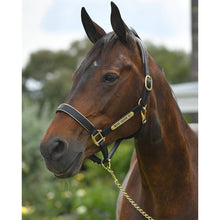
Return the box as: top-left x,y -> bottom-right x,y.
56,37 -> 152,164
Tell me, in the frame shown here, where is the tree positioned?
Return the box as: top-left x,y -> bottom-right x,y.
147,42 -> 190,84
22,38 -> 190,114
22,39 -> 92,113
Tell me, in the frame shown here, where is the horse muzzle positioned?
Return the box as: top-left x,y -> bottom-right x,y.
40,137 -> 83,178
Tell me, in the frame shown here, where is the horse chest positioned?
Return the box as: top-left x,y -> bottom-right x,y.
116,152 -> 198,220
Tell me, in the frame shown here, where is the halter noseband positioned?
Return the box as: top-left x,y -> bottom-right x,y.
56,37 -> 152,164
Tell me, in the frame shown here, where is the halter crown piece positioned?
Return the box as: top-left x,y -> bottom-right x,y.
56,34 -> 152,164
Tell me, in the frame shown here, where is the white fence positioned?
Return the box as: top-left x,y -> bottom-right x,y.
171,81 -> 198,114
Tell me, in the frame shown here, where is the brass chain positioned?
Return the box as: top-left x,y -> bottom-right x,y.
101,159 -> 154,220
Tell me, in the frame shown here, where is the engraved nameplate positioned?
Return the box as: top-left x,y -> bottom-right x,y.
111,112 -> 134,130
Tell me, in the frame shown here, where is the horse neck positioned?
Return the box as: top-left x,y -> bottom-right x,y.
135,55 -> 196,205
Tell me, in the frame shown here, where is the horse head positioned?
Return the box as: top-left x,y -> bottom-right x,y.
40,2 -> 146,178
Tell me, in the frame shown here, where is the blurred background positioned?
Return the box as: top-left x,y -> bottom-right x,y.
22,0 -> 198,219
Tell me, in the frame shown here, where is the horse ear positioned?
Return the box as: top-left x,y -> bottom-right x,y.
81,7 -> 106,43
110,2 -> 129,42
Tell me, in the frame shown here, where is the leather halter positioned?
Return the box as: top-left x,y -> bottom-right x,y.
56,36 -> 152,164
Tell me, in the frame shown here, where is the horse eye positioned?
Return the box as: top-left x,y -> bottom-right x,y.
101,72 -> 119,83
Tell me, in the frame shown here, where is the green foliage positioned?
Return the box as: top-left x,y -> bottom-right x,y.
147,42 -> 190,84
22,39 -> 92,112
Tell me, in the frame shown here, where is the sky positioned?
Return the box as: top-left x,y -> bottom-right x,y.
22,0 -> 191,67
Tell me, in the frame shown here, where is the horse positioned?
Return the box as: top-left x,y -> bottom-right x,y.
40,2 -> 198,219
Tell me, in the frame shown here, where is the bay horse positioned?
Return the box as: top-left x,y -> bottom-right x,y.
40,2 -> 198,219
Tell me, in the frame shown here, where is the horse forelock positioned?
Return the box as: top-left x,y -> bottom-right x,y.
75,33 -> 115,74
77,32 -> 136,75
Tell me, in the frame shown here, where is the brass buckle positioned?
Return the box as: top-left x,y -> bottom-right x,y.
138,98 -> 147,124
140,105 -> 147,124
145,75 -> 152,91
91,130 -> 105,146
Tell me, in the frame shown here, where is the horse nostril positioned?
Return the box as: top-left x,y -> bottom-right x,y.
40,138 -> 68,161
52,140 -> 66,154
49,138 -> 67,160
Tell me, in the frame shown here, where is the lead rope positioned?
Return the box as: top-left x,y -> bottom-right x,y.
101,159 -> 154,220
